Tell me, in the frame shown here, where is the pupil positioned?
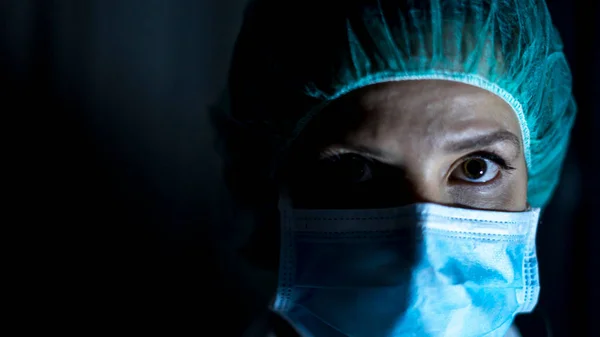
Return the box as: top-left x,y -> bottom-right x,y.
345,155 -> 367,182
464,158 -> 486,179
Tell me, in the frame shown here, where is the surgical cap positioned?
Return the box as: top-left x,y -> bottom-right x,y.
215,0 -> 576,208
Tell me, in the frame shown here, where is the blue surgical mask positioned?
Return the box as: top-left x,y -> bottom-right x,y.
271,199 -> 541,337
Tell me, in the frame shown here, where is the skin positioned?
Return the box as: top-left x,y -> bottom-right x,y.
285,80 -> 528,211
243,80 -> 529,336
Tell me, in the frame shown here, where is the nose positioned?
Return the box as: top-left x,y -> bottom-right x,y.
379,164 -> 449,208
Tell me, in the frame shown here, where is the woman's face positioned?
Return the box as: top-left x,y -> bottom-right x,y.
286,80 -> 528,211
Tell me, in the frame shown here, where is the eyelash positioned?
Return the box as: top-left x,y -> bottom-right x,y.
317,150 -> 515,185
464,151 -> 515,171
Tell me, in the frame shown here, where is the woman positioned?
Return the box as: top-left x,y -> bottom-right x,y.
212,0 -> 576,336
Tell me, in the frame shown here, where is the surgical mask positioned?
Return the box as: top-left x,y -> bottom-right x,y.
271,198 -> 541,337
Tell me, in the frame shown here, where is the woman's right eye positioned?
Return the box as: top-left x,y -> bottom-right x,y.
317,153 -> 374,185
291,152 -> 404,209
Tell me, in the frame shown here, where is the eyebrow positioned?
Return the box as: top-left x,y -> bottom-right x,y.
320,130 -> 522,161
443,130 -> 521,155
319,144 -> 388,160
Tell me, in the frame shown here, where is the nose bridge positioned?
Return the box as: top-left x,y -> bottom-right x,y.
411,178 -> 446,204
396,158 -> 448,206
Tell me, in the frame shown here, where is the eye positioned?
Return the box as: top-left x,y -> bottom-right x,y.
319,153 -> 374,184
450,156 -> 500,183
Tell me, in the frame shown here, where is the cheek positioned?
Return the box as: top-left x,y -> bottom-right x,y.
513,161 -> 529,210
448,159 -> 529,212
498,158 -> 528,211
500,185 -> 527,211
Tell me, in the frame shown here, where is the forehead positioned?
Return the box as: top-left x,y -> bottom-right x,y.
331,80 -> 522,142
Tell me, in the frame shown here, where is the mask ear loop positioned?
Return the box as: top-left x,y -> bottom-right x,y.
266,189 -> 304,336
270,189 -> 296,309
520,207 -> 541,313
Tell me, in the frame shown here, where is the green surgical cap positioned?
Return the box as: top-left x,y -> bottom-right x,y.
219,0 -> 576,208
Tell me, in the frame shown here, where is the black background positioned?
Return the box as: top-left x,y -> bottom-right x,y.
1,0 -> 597,336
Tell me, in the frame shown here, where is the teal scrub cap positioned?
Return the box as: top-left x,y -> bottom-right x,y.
218,0 -> 576,208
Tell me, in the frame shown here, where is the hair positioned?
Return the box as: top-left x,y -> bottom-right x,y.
213,0 -> 575,209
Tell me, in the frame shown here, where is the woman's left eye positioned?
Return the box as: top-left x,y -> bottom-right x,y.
450,157 -> 500,183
